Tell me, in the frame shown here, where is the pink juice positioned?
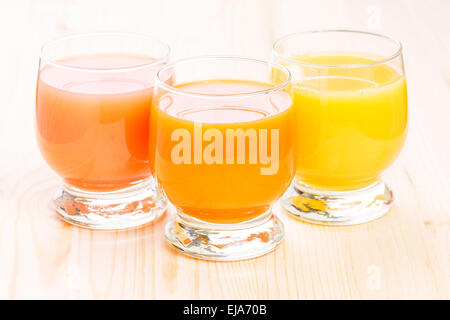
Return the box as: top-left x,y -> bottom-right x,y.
36,53 -> 164,191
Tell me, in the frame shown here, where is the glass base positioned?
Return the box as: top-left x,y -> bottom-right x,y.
165,210 -> 284,261
54,179 -> 167,230
282,180 -> 393,225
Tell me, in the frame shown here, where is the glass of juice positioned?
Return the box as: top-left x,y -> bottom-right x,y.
36,33 -> 170,229
272,30 -> 408,225
153,56 -> 294,260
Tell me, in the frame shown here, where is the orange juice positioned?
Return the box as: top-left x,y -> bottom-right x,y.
288,54 -> 407,190
153,80 -> 295,223
36,54 -> 162,191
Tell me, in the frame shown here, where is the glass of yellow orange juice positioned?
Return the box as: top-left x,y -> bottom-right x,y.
272,30 -> 408,225
153,57 -> 294,260
36,33 -> 170,229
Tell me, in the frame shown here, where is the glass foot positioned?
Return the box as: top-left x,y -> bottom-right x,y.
54,179 -> 167,230
165,211 -> 284,261
282,180 -> 393,225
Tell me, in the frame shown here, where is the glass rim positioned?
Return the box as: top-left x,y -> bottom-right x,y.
155,55 -> 292,99
40,32 -> 171,72
272,29 -> 403,69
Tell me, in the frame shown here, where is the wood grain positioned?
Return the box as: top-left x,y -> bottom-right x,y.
0,0 -> 448,299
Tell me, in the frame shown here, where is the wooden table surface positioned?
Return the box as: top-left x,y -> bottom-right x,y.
0,0 -> 449,299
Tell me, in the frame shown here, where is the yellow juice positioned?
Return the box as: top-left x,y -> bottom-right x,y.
288,54 -> 407,190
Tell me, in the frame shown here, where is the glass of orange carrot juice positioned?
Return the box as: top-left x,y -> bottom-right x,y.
36,33 -> 170,229
153,57 -> 294,260
272,30 -> 408,225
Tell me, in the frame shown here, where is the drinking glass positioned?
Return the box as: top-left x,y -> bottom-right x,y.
36,33 -> 170,229
272,30 -> 408,225
153,56 -> 294,260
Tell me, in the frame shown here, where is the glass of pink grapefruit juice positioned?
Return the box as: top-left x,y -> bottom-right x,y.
36,33 -> 170,229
